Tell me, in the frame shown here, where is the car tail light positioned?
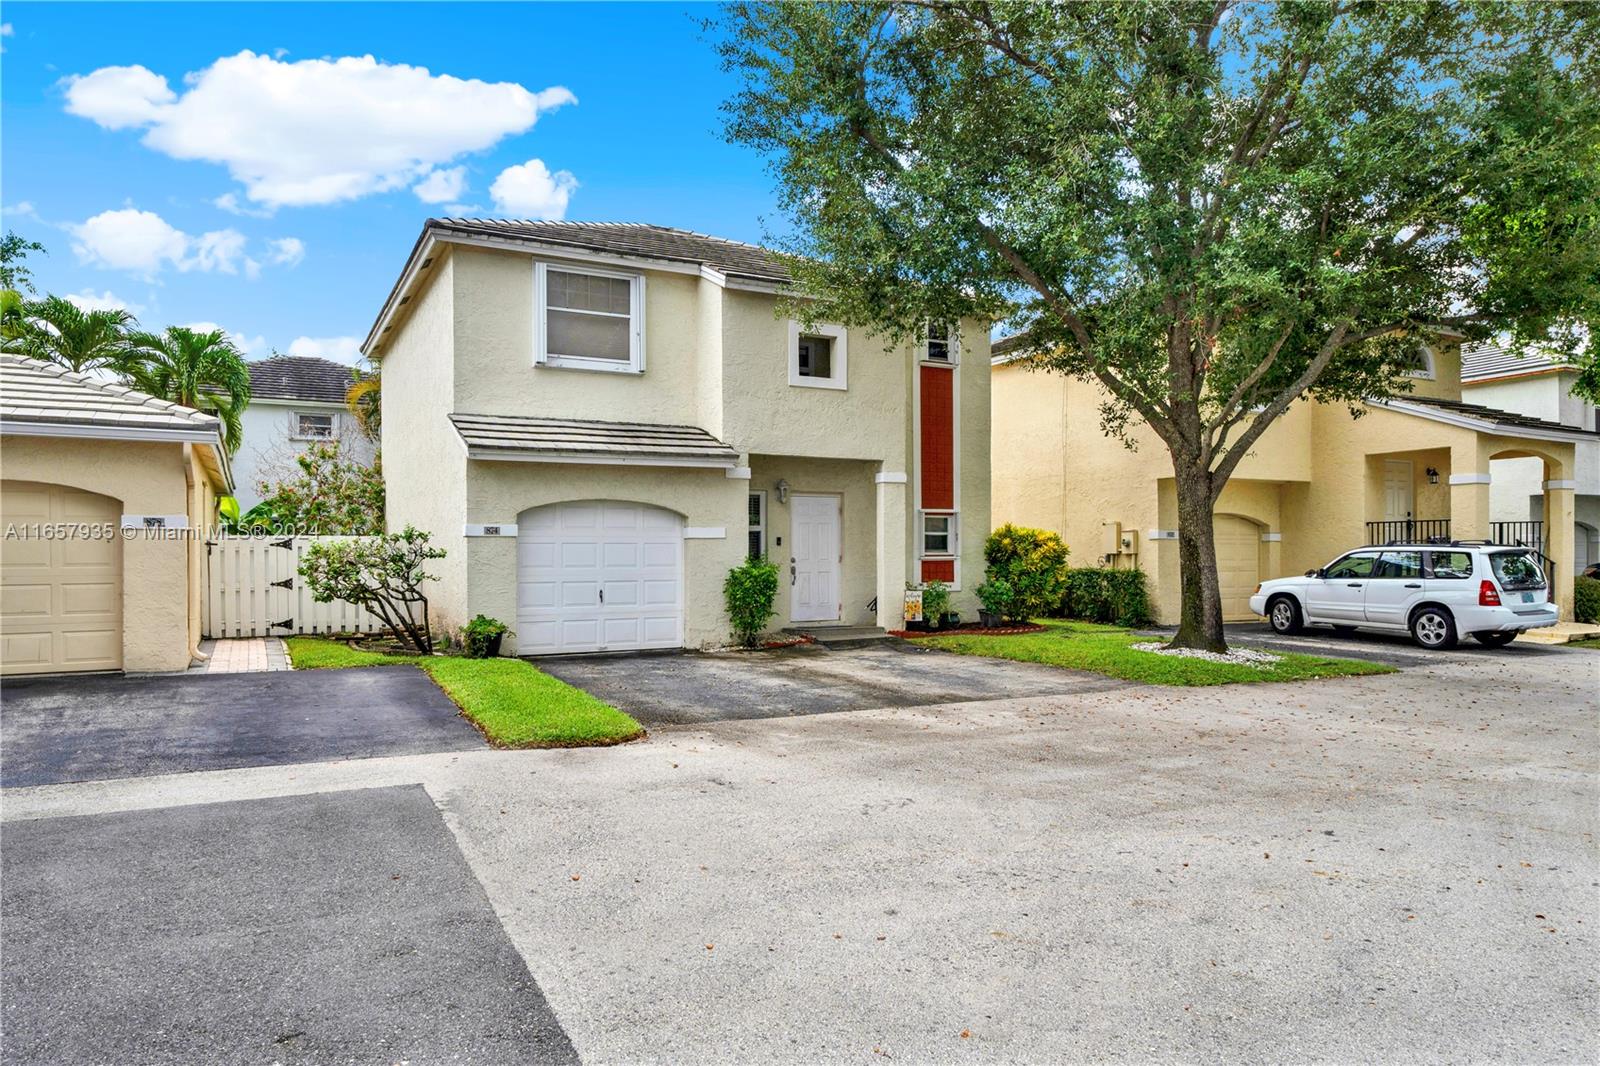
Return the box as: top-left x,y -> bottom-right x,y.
1479,580 -> 1501,607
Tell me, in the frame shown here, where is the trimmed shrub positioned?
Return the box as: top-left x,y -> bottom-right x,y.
921,579 -> 951,626
983,524 -> 1070,619
725,556 -> 780,647
1060,567 -> 1152,626
1575,576 -> 1600,624
461,614 -> 511,658
975,575 -> 1017,621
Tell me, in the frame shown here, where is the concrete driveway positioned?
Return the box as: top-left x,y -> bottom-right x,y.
0,667 -> 481,787
536,640 -> 1128,725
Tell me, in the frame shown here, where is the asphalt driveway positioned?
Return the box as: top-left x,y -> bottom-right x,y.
536,639 -> 1129,725
0,667 -> 480,787
1,785 -> 576,1065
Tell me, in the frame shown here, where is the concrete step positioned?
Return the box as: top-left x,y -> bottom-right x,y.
782,625 -> 892,647
1515,621 -> 1600,646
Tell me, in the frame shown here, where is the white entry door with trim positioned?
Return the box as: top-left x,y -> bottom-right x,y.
790,494 -> 841,623
517,500 -> 684,654
1383,459 -> 1414,522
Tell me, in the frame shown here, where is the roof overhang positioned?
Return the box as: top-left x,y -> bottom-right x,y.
449,412 -> 740,470
2,418 -> 235,493
1365,398 -> 1598,444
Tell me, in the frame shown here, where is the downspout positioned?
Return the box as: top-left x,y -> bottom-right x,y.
182,444 -> 209,667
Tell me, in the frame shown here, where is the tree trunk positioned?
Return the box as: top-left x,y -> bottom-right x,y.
1169,461 -> 1228,652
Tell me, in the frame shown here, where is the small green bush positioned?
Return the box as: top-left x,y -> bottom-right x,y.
725,557 -> 780,647
921,579 -> 951,626
983,524 -> 1070,619
1060,567 -> 1152,626
1575,576 -> 1600,624
976,576 -> 1017,621
461,614 -> 511,658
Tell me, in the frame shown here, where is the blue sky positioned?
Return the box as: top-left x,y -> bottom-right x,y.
1,1 -> 784,364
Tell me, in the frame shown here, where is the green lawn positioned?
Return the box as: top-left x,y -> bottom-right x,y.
283,637 -> 645,747
918,619 -> 1395,686
1567,636 -> 1600,649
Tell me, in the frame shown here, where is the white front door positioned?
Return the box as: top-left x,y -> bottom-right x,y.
517,501 -> 684,654
790,494 -> 841,623
1383,460 -> 1414,522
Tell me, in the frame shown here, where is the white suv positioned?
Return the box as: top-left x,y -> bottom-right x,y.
1248,543 -> 1559,649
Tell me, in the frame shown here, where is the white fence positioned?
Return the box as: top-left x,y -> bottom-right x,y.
205,536 -> 385,638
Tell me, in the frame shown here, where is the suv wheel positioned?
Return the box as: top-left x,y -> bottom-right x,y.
1410,606 -> 1457,650
1474,631 -> 1517,648
1268,596 -> 1302,635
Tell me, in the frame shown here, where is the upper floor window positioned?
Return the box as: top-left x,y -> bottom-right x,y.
535,263 -> 644,373
788,320 -> 848,390
1402,345 -> 1436,380
923,321 -> 959,365
292,412 -> 335,440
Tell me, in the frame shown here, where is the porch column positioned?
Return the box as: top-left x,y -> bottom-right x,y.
1544,480 -> 1577,620
874,471 -> 908,630
1449,441 -> 1492,540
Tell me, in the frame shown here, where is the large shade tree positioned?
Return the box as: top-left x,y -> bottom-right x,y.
716,1 -> 1600,650
121,326 -> 252,452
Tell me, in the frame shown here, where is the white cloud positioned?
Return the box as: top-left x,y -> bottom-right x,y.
189,227 -> 252,275
1,23 -> 12,53
183,321 -> 267,357
412,165 -> 467,205
2,201 -> 37,218
65,289 -> 142,315
213,192 -> 273,218
268,237 -> 305,267
489,159 -> 578,220
445,203 -> 484,217
63,51 -> 576,208
287,335 -> 363,365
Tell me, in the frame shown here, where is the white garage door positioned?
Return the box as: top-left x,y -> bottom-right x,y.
517,501 -> 684,654
1,480 -> 122,675
1214,515 -> 1262,622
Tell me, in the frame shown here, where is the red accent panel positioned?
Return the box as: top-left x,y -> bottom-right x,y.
919,366 -> 954,510
922,559 -> 955,582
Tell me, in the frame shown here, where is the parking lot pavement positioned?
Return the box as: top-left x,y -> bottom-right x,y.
0,667 -> 481,787
0,785 -> 576,1066
535,640 -> 1128,725
1191,620 -> 1588,667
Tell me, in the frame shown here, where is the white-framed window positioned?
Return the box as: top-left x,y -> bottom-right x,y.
788,320 -> 848,390
922,320 -> 960,365
921,511 -> 957,556
1404,345 -> 1437,380
747,491 -> 767,560
292,412 -> 335,440
535,262 -> 645,373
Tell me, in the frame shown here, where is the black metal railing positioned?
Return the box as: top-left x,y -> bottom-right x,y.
1491,520 -> 1545,549
1365,518 -> 1452,545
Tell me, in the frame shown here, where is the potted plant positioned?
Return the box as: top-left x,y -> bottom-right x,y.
461,614 -> 511,658
921,579 -> 951,630
976,575 -> 1015,628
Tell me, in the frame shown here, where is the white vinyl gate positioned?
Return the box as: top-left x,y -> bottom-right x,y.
205,536 -> 385,638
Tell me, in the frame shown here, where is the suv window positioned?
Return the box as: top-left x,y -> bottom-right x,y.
1490,550 -> 1547,590
1324,552 -> 1378,579
1375,551 -> 1423,578
1426,550 -> 1473,579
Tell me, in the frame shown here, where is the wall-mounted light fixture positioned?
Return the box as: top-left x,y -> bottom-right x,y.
775,479 -> 790,504
1425,467 -> 1439,485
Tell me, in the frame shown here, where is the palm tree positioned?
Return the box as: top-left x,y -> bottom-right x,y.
121,327 -> 251,452
345,366 -> 381,441
7,295 -> 135,372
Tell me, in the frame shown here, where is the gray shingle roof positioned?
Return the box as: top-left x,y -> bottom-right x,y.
430,219 -> 791,283
1382,394 -> 1600,438
1461,342 -> 1572,383
450,413 -> 740,466
247,356 -> 360,403
0,353 -> 223,439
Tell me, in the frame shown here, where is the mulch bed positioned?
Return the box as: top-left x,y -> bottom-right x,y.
889,623 -> 1047,639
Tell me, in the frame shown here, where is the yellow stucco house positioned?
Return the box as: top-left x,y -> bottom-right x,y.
366,219 -> 989,653
991,336 -> 1595,624
1,355 -> 233,674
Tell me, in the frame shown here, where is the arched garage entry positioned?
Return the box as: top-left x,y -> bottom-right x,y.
1213,513 -> 1264,622
516,500 -> 684,655
0,480 -> 123,674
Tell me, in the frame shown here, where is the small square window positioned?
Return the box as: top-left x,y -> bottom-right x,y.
922,513 -> 954,556
294,412 -> 334,440
797,335 -> 833,378
788,320 -> 848,390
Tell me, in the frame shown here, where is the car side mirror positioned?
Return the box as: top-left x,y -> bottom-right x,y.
1305,569 -> 1322,578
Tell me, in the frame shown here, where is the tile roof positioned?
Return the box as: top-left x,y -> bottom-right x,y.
450,413 -> 740,467
247,356 -> 360,404
0,353 -> 223,439
429,219 -> 791,283
1460,342 -> 1572,383
1382,394 -> 1600,438
990,333 -> 1033,360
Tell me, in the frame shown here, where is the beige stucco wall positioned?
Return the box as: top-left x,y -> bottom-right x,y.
2,435 -> 217,672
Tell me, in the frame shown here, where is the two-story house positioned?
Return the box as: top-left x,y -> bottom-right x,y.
234,355 -> 376,510
1462,343 -> 1600,574
363,220 -> 989,654
991,335 -> 1597,623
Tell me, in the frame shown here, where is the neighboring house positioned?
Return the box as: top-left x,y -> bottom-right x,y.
1462,343 -> 1600,573
990,337 -> 1597,623
0,354 -> 233,674
365,219 -> 990,654
234,355 -> 375,511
